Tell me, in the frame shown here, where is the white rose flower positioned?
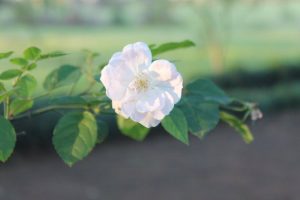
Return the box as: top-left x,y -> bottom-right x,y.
100,42 -> 183,128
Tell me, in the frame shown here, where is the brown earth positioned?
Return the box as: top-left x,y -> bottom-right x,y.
0,110 -> 299,200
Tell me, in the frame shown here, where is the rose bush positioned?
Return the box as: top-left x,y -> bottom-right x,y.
0,40 -> 260,166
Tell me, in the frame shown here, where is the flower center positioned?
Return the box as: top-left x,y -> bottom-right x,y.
131,73 -> 149,92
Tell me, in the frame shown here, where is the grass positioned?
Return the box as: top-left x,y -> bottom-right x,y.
0,25 -> 300,92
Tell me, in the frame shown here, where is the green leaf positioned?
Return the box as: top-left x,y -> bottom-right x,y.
0,82 -> 6,103
150,40 -> 195,56
10,57 -> 28,66
53,111 -> 97,166
0,51 -> 13,60
161,107 -> 189,144
39,51 -> 67,60
15,74 -> 37,97
43,64 -> 81,90
0,87 -> 20,104
25,63 -> 37,71
220,112 -> 254,144
186,79 -> 232,105
9,99 -> 34,116
96,119 -> 109,143
0,69 -> 22,80
180,101 -> 219,139
93,74 -> 101,82
0,115 -> 16,162
23,47 -> 41,60
0,82 -> 5,91
117,115 -> 150,141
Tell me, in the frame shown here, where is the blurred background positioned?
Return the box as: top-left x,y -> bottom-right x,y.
0,0 -> 300,199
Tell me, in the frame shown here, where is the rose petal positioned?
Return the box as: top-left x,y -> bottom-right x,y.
122,42 -> 152,74
135,89 -> 165,113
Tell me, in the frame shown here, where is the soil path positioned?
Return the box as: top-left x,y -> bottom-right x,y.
0,110 -> 299,200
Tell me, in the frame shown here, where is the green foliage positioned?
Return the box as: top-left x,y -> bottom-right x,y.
53,111 -> 98,166
9,99 -> 34,116
162,107 -> 189,145
25,63 -> 37,71
0,88 -> 19,104
43,64 -> 81,90
177,78 -> 231,139
0,51 -> 13,60
0,116 -> 16,162
15,74 -> 37,97
0,69 -> 23,80
220,112 -> 254,144
117,115 -> 150,141
0,82 -> 6,103
10,57 -> 28,67
96,119 -> 109,143
39,51 -> 67,60
23,47 -> 42,60
0,43 -> 258,166
180,101 -> 219,139
50,96 -> 87,106
150,40 -> 195,56
185,79 -> 232,105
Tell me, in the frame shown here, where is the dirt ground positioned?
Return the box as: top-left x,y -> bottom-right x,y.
0,110 -> 299,200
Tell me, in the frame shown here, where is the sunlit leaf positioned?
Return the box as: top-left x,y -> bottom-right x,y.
220,111 -> 254,144
15,74 -> 37,97
0,69 -> 22,80
0,82 -> 6,103
151,40 -> 195,56
0,87 -> 19,103
9,99 -> 34,116
117,115 -> 150,141
161,107 -> 189,145
25,63 -> 37,71
0,116 -> 16,162
0,51 -> 13,60
10,57 -> 28,66
23,47 -> 41,60
53,111 -> 97,166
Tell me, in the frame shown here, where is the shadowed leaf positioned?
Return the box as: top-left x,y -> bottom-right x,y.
0,116 -> 16,162
162,107 -> 189,145
53,111 -> 97,166
43,65 -> 81,90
